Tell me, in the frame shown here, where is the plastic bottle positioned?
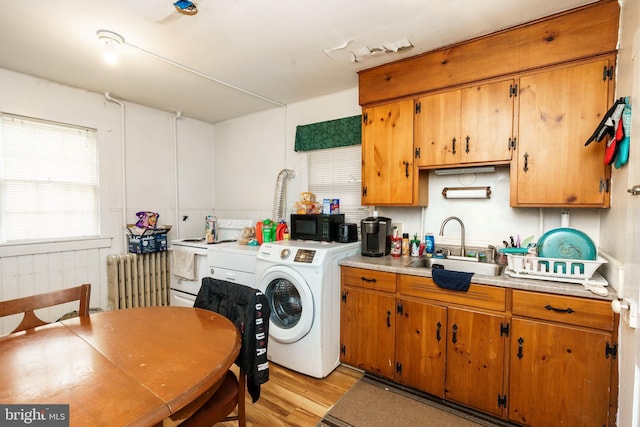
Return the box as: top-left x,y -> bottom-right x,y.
410,234 -> 421,257
402,233 -> 410,256
390,226 -> 402,257
276,220 -> 289,241
425,233 -> 435,257
262,219 -> 273,243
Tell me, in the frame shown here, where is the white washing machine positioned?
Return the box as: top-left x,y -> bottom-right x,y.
255,240 -> 360,378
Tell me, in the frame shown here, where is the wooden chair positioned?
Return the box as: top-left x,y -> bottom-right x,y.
179,369 -> 246,427
181,278 -> 271,427
0,284 -> 91,334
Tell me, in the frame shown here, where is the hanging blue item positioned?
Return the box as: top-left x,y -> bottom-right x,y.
585,96 -> 632,168
615,96 -> 631,169
174,0 -> 198,15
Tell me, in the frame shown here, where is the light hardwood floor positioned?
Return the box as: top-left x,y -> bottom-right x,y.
217,363 -> 362,426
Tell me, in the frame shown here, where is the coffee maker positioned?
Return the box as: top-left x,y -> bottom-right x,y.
361,215 -> 393,257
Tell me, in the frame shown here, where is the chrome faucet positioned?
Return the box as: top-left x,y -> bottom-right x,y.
439,216 -> 466,257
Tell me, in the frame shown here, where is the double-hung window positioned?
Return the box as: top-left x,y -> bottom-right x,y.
308,144 -> 366,225
0,114 -> 99,243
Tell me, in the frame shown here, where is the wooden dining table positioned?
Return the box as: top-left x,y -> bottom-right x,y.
0,306 -> 241,426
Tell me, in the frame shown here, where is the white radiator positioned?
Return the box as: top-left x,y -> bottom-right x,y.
107,252 -> 170,309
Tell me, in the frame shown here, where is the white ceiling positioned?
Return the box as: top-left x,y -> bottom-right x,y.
0,0 -> 597,124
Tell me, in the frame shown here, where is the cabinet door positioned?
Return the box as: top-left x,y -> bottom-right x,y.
362,100 -> 415,205
460,79 -> 514,163
445,307 -> 506,417
395,298 -> 447,397
515,59 -> 612,207
340,286 -> 396,379
509,318 -> 613,426
415,90 -> 461,167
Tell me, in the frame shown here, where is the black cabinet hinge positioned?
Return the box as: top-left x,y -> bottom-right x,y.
363,112 -> 369,124
600,178 -> 610,193
415,147 -> 421,159
498,394 -> 507,408
605,342 -> 618,359
509,84 -> 518,97
341,291 -> 347,303
508,137 -> 517,150
396,361 -> 402,374
362,186 -> 367,197
415,102 -> 422,114
341,344 -> 346,355
500,322 -> 509,337
397,302 -> 404,315
603,65 -> 615,81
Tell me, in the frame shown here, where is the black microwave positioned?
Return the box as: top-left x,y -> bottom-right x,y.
290,214 -> 345,242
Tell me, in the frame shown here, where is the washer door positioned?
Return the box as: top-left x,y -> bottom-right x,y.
259,266 -> 314,344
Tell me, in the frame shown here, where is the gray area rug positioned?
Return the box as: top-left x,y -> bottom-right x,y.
319,375 -> 512,427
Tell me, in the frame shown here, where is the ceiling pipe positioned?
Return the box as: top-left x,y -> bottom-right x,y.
173,111 -> 182,239
96,29 -> 286,109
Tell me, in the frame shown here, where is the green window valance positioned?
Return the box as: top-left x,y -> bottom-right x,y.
294,115 -> 361,152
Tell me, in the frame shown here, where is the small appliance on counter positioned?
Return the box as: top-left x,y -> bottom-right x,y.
290,214 -> 344,242
338,223 -> 358,243
361,214 -> 392,257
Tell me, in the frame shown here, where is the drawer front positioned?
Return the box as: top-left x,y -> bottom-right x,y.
512,290 -> 614,331
398,274 -> 506,312
341,267 -> 396,293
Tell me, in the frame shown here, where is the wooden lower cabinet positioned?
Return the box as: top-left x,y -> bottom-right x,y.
340,268 -> 396,378
340,267 -> 617,426
395,298 -> 447,396
509,290 -> 617,426
445,307 -> 507,417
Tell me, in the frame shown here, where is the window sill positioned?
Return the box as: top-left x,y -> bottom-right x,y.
0,237 -> 113,257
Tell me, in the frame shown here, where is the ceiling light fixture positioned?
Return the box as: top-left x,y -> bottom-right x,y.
95,29 -> 285,108
97,30 -> 124,65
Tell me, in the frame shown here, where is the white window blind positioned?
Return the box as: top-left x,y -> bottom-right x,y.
308,144 -> 366,225
0,114 -> 99,243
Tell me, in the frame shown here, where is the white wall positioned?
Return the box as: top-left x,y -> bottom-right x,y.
602,0 -> 640,425
213,87 -> 602,251
0,68 -> 215,333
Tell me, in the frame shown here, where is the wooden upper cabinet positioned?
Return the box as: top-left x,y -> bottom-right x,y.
460,80 -> 514,164
415,79 -> 514,168
512,58 -> 613,207
415,90 -> 461,167
358,0 -> 619,106
362,100 -> 416,205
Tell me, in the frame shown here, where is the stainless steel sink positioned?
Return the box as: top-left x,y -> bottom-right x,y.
405,256 -> 506,276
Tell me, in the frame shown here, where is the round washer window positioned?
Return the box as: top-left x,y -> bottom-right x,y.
266,278 -> 301,329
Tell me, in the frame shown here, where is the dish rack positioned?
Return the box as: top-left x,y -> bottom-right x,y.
505,253 -> 608,285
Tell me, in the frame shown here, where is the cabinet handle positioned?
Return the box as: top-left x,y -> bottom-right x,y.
452,137 -> 457,155
361,276 -> 377,283
465,135 -> 470,153
544,304 -> 574,314
523,152 -> 529,172
517,337 -> 524,359
436,321 -> 442,342
451,323 -> 458,344
386,310 -> 391,328
403,161 -> 410,178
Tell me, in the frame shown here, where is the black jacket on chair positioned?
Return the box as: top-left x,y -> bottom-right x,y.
194,277 -> 270,402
